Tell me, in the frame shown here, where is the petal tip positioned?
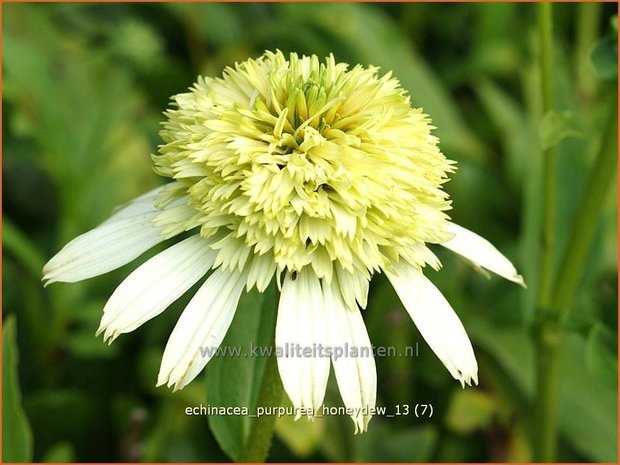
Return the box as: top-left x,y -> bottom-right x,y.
352,414 -> 371,434
103,330 -> 119,345
42,266 -> 59,287
514,274 -> 527,288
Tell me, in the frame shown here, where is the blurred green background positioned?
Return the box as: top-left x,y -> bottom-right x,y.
2,2 -> 617,462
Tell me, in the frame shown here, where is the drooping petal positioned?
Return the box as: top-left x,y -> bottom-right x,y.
152,198 -> 201,239
276,269 -> 330,417
102,185 -> 163,224
386,262 -> 478,387
324,283 -> 376,433
441,223 -> 525,287
43,187 -> 166,285
98,235 -> 217,343
245,251 -> 277,292
335,265 -> 370,309
157,268 -> 246,390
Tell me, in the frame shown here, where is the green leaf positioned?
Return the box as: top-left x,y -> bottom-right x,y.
65,330 -> 119,359
205,284 -> 278,461
445,389 -> 497,434
319,415 -> 433,462
2,218 -> 45,279
23,389 -> 100,461
352,422 -> 438,462
585,322 -> 617,386
463,317 -> 535,397
165,3 -> 244,47
41,442 -> 75,463
467,314 -> 617,461
539,110 -> 583,150
2,316 -> 34,462
475,78 -> 537,186
4,3 -> 154,233
558,333 -> 617,461
275,398 -> 325,458
110,20 -> 164,72
591,35 -> 618,81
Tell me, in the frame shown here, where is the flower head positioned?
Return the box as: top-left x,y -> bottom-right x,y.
153,50 -> 453,291
43,50 -> 524,433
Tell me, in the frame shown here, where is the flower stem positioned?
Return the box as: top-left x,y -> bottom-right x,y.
552,103 -> 618,310
533,320 -> 561,462
533,3 -> 559,461
533,102 -> 617,461
532,5 -> 618,454
239,350 -> 284,463
537,2 -> 557,312
575,2 -> 603,105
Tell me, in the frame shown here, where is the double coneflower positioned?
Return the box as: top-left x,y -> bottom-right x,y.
44,50 -> 524,433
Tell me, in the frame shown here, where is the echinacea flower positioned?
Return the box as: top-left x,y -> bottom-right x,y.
43,50 -> 524,433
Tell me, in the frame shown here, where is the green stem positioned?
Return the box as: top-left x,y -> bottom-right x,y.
552,104 -> 618,310
533,102 -> 617,462
533,4 -> 558,461
575,2 -> 603,104
239,351 -> 284,462
537,2 -> 557,311
533,320 -> 562,462
532,6 -> 619,447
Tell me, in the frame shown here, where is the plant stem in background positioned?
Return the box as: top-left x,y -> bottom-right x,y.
533,5 -> 618,461
552,103 -> 618,311
534,100 -> 618,462
533,3 -> 559,461
536,2 -> 557,312
533,323 -> 561,462
239,351 -> 284,462
575,2 -> 603,105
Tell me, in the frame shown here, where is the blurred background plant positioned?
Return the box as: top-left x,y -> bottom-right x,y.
2,2 -> 617,463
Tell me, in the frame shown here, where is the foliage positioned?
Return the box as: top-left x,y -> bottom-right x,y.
3,316 -> 33,462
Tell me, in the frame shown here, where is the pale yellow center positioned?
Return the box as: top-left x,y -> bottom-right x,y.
152,50 -> 454,287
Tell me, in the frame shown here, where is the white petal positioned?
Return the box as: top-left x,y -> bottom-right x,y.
335,265 -> 370,309
103,185 -> 162,224
42,186 -> 198,286
152,199 -> 200,239
441,223 -> 525,287
98,235 -> 217,342
324,283 -> 376,433
386,262 -> 478,387
276,269 -> 330,417
43,186 -> 170,285
157,268 -> 246,390
245,251 -> 277,292
43,212 -> 163,285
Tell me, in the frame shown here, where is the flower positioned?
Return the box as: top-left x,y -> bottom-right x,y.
43,50 -> 524,433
